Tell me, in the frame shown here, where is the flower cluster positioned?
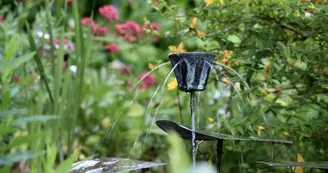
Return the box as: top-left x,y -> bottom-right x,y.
95,26 -> 108,36
137,72 -> 156,91
120,65 -> 131,73
53,38 -> 74,51
99,5 -> 119,21
80,17 -> 97,32
142,22 -> 161,42
79,4 -> 160,54
115,21 -> 141,42
142,22 -> 160,31
12,76 -> 20,83
217,50 -> 233,65
104,43 -> 119,53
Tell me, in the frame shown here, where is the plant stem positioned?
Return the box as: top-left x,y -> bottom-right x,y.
176,89 -> 183,124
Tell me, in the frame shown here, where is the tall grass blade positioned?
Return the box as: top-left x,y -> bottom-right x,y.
25,22 -> 54,103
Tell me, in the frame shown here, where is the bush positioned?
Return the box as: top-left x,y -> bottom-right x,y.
0,0 -> 327,172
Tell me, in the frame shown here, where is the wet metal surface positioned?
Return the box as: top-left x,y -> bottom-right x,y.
169,52 -> 215,92
71,158 -> 166,173
258,161 -> 328,170
156,120 -> 293,145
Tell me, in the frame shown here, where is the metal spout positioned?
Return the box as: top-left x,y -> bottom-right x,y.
169,52 -> 215,92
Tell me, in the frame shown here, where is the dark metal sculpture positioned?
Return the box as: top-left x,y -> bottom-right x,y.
71,158 -> 165,173
155,120 -> 293,144
258,161 -> 328,173
156,120 -> 293,173
169,52 -> 215,92
156,52 -> 294,173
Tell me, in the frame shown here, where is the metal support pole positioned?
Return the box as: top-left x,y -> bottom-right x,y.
217,139 -> 223,173
190,91 -> 196,167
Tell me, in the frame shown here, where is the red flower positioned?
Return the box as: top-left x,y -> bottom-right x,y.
138,81 -> 148,90
137,72 -> 156,90
53,38 -> 73,51
150,22 -> 160,31
125,21 -> 141,34
96,26 -> 108,36
67,0 -> 72,6
115,21 -> 141,42
80,17 -> 97,32
120,65 -> 131,73
12,76 -> 20,83
143,22 -> 160,31
98,5 -> 119,21
142,22 -> 161,43
104,43 -> 119,53
17,0 -> 25,2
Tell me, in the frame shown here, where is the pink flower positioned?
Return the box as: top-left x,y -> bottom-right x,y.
120,65 -> 131,73
81,17 -> 97,32
0,17 -> 3,23
150,22 -> 160,31
98,5 -> 119,21
96,26 -> 108,36
53,38 -> 73,51
126,36 -> 136,42
125,21 -> 141,34
141,22 -> 160,43
137,72 -> 156,90
138,81 -> 148,91
12,76 -> 20,83
115,23 -> 125,34
104,43 -> 119,53
143,22 -> 160,31
115,21 -> 141,42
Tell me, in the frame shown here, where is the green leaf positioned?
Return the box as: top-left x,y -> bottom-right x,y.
0,158 -> 12,166
54,154 -> 77,173
277,41 -> 286,49
0,125 -> 17,135
1,133 -> 41,152
12,115 -> 57,126
0,109 -> 27,117
277,114 -> 287,123
127,103 -> 145,117
167,132 -> 191,173
4,34 -> 19,61
227,34 -> 241,44
0,166 -> 10,173
12,52 -> 35,70
5,151 -> 45,163
26,22 -> 54,103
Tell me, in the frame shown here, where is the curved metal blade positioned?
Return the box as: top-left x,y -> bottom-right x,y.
258,161 -> 328,170
71,158 -> 166,173
156,120 -> 293,145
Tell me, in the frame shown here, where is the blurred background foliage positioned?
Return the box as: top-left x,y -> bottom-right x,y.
0,0 -> 327,172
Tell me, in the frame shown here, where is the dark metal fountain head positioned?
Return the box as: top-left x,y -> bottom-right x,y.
169,52 -> 215,92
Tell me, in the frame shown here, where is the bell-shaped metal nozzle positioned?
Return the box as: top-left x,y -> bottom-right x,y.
169,52 -> 215,92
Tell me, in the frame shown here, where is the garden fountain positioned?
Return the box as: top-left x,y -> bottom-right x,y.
156,52 -> 294,173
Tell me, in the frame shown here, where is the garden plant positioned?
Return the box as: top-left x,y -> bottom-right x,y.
0,0 -> 328,172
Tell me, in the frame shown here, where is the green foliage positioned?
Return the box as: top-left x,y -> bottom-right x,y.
167,132 -> 191,173
0,0 -> 327,172
152,0 -> 328,172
